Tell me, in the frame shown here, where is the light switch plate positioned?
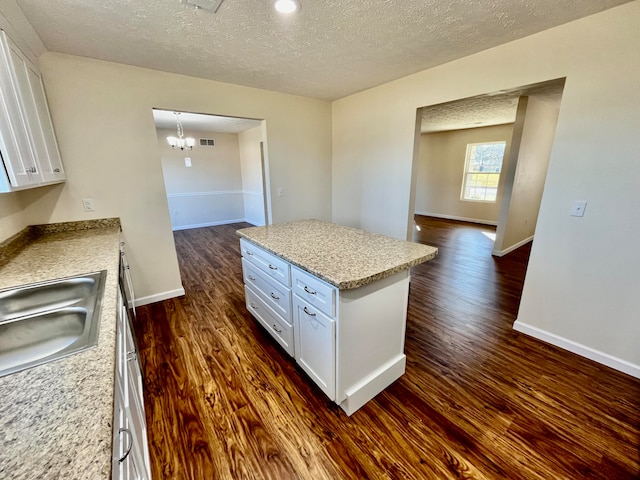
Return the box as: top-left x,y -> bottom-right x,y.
185,157 -> 192,167
570,200 -> 587,217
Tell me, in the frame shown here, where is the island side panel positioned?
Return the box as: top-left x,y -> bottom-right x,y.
336,270 -> 410,415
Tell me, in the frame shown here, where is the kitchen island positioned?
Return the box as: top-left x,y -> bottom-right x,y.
237,219 -> 437,415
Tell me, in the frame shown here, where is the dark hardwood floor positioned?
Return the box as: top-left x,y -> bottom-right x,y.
133,216 -> 640,479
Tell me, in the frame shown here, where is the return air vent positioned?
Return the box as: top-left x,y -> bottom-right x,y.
180,0 -> 224,12
199,138 -> 216,147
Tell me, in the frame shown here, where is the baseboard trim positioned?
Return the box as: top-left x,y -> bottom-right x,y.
172,219 -> 245,231
492,235 -> 534,257
513,320 -> 640,379
414,211 -> 497,226
339,355 -> 406,416
135,287 -> 186,307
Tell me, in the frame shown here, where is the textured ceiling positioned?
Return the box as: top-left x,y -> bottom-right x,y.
15,0 -> 633,100
421,78 -> 565,133
152,109 -> 262,133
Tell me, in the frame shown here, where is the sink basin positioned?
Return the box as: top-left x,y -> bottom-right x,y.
0,270 -> 107,377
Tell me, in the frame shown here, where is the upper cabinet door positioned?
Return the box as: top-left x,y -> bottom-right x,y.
0,31 -> 38,188
0,30 -> 65,192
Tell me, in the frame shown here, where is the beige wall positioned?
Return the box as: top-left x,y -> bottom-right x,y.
2,52 -> 331,303
415,124 -> 514,224
239,125 -> 266,225
494,95 -> 560,255
159,128 -> 246,229
333,2 -> 640,369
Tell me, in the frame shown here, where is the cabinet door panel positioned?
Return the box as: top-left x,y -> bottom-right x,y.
0,32 -> 36,187
293,296 -> 335,399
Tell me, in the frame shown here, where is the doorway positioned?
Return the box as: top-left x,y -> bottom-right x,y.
152,109 -> 270,230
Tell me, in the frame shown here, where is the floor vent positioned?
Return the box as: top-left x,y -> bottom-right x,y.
199,138 -> 216,147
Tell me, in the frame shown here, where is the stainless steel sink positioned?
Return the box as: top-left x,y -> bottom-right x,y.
0,270 -> 107,377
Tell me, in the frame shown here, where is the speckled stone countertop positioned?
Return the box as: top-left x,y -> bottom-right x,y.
0,220 -> 121,480
237,219 -> 438,289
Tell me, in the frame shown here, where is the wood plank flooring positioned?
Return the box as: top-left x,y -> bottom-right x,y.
133,216 -> 640,479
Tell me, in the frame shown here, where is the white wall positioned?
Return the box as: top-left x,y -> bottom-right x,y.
0,50 -> 331,303
333,2 -> 640,372
239,125 -> 266,226
415,124 -> 514,225
159,128 -> 245,230
493,95 -> 560,255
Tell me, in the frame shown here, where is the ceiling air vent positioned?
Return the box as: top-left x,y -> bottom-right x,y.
180,0 -> 224,13
199,138 -> 216,147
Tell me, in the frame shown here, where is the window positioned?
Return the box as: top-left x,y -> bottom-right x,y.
461,141 -> 506,202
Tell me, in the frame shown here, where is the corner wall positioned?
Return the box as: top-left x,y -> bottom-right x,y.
414,124 -> 514,225
19,53 -> 331,303
332,1 -> 640,372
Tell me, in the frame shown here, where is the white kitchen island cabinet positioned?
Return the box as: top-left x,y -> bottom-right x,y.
238,220 -> 437,415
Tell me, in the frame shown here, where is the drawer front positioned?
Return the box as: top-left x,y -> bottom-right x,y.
240,238 -> 290,286
243,258 -> 292,324
291,266 -> 337,318
245,284 -> 294,357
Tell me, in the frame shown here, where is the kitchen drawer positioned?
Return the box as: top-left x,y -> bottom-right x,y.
242,258 -> 292,323
292,266 -> 336,318
240,238 -> 290,287
245,284 -> 294,357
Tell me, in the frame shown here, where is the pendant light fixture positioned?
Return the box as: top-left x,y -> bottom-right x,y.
166,112 -> 195,150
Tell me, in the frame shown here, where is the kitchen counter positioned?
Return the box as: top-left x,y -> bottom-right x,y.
0,219 -> 121,480
236,219 -> 438,289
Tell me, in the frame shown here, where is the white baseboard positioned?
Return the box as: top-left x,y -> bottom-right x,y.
172,219 -> 245,231
339,355 -> 406,416
492,235 -> 534,257
244,217 -> 265,227
414,211 -> 497,226
135,287 -> 186,307
513,320 -> 640,379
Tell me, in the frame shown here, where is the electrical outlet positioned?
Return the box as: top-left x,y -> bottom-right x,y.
277,187 -> 284,197
82,198 -> 95,212
185,157 -> 192,167
570,200 -> 587,217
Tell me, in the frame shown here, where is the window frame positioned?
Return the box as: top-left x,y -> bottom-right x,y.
460,141 -> 506,203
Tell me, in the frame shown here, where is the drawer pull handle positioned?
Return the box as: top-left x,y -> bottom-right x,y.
118,428 -> 133,463
248,275 -> 256,281
303,306 -> 316,317
268,264 -> 277,270
250,302 -> 258,310
272,324 -> 282,333
246,250 -> 253,256
303,286 -> 316,295
270,292 -> 280,300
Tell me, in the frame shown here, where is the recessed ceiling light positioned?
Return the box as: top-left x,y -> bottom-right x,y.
274,0 -> 300,14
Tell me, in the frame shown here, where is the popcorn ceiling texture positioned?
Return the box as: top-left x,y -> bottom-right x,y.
237,219 -> 438,289
0,222 -> 121,480
15,0 -> 632,100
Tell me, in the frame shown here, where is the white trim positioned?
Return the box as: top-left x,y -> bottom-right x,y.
172,219 -> 245,231
135,287 -> 186,307
414,211 -> 497,226
166,190 -> 243,198
243,191 -> 264,197
513,320 -> 640,379
244,217 -> 264,227
492,235 -> 533,256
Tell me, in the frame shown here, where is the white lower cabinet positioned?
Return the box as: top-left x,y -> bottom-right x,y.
113,289 -> 151,480
240,238 -> 411,415
292,296 -> 335,399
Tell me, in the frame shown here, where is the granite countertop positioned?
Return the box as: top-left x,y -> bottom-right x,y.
0,220 -> 122,480
237,219 -> 438,289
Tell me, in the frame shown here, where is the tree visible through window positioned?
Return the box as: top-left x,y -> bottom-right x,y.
461,141 -> 506,202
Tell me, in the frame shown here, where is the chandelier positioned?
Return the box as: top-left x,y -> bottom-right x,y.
166,112 -> 195,150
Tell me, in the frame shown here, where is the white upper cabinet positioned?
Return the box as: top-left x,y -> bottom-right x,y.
0,30 -> 65,192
